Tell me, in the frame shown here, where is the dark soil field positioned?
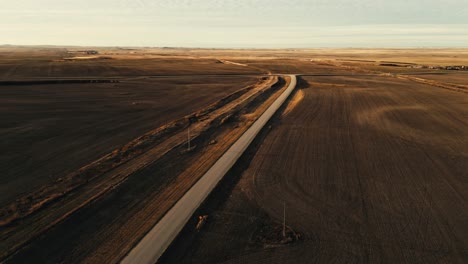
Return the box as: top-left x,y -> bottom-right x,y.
162,75 -> 468,263
0,58 -> 261,79
0,76 -> 259,205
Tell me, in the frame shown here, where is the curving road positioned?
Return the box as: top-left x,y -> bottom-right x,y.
121,75 -> 297,264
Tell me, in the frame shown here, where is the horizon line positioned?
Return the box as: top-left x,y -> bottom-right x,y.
3,44 -> 468,50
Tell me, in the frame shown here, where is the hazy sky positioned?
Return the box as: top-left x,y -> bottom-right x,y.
1,0 -> 467,48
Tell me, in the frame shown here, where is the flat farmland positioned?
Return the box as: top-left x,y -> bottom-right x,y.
223,59 -> 357,74
0,47 -> 262,79
407,73 -> 468,86
0,76 -> 259,205
0,57 -> 261,79
132,48 -> 468,66
2,47 -> 468,263
163,75 -> 468,263
2,75 -> 287,264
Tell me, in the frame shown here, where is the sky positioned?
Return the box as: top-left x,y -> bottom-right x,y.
1,0 -> 467,48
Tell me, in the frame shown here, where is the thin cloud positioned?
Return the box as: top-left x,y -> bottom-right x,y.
1,0 -> 467,47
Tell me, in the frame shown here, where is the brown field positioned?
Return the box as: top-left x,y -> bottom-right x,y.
85,47 -> 468,65
1,46 -> 468,263
0,47 -> 293,262
4,47 -> 468,78
162,75 -> 468,263
225,59 -> 355,74
337,62 -> 449,74
0,47 -> 263,79
0,76 -> 259,206
4,77 -> 288,264
410,73 -> 468,86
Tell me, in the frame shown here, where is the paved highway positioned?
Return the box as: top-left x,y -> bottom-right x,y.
121,75 -> 297,264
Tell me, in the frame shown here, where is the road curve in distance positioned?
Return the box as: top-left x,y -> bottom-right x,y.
121,75 -> 297,264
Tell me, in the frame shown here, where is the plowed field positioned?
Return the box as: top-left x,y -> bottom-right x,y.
163,75 -> 468,263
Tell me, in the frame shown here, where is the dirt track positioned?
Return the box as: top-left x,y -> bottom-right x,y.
162,75 -> 468,263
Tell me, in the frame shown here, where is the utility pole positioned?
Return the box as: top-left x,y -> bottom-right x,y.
283,201 -> 286,238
